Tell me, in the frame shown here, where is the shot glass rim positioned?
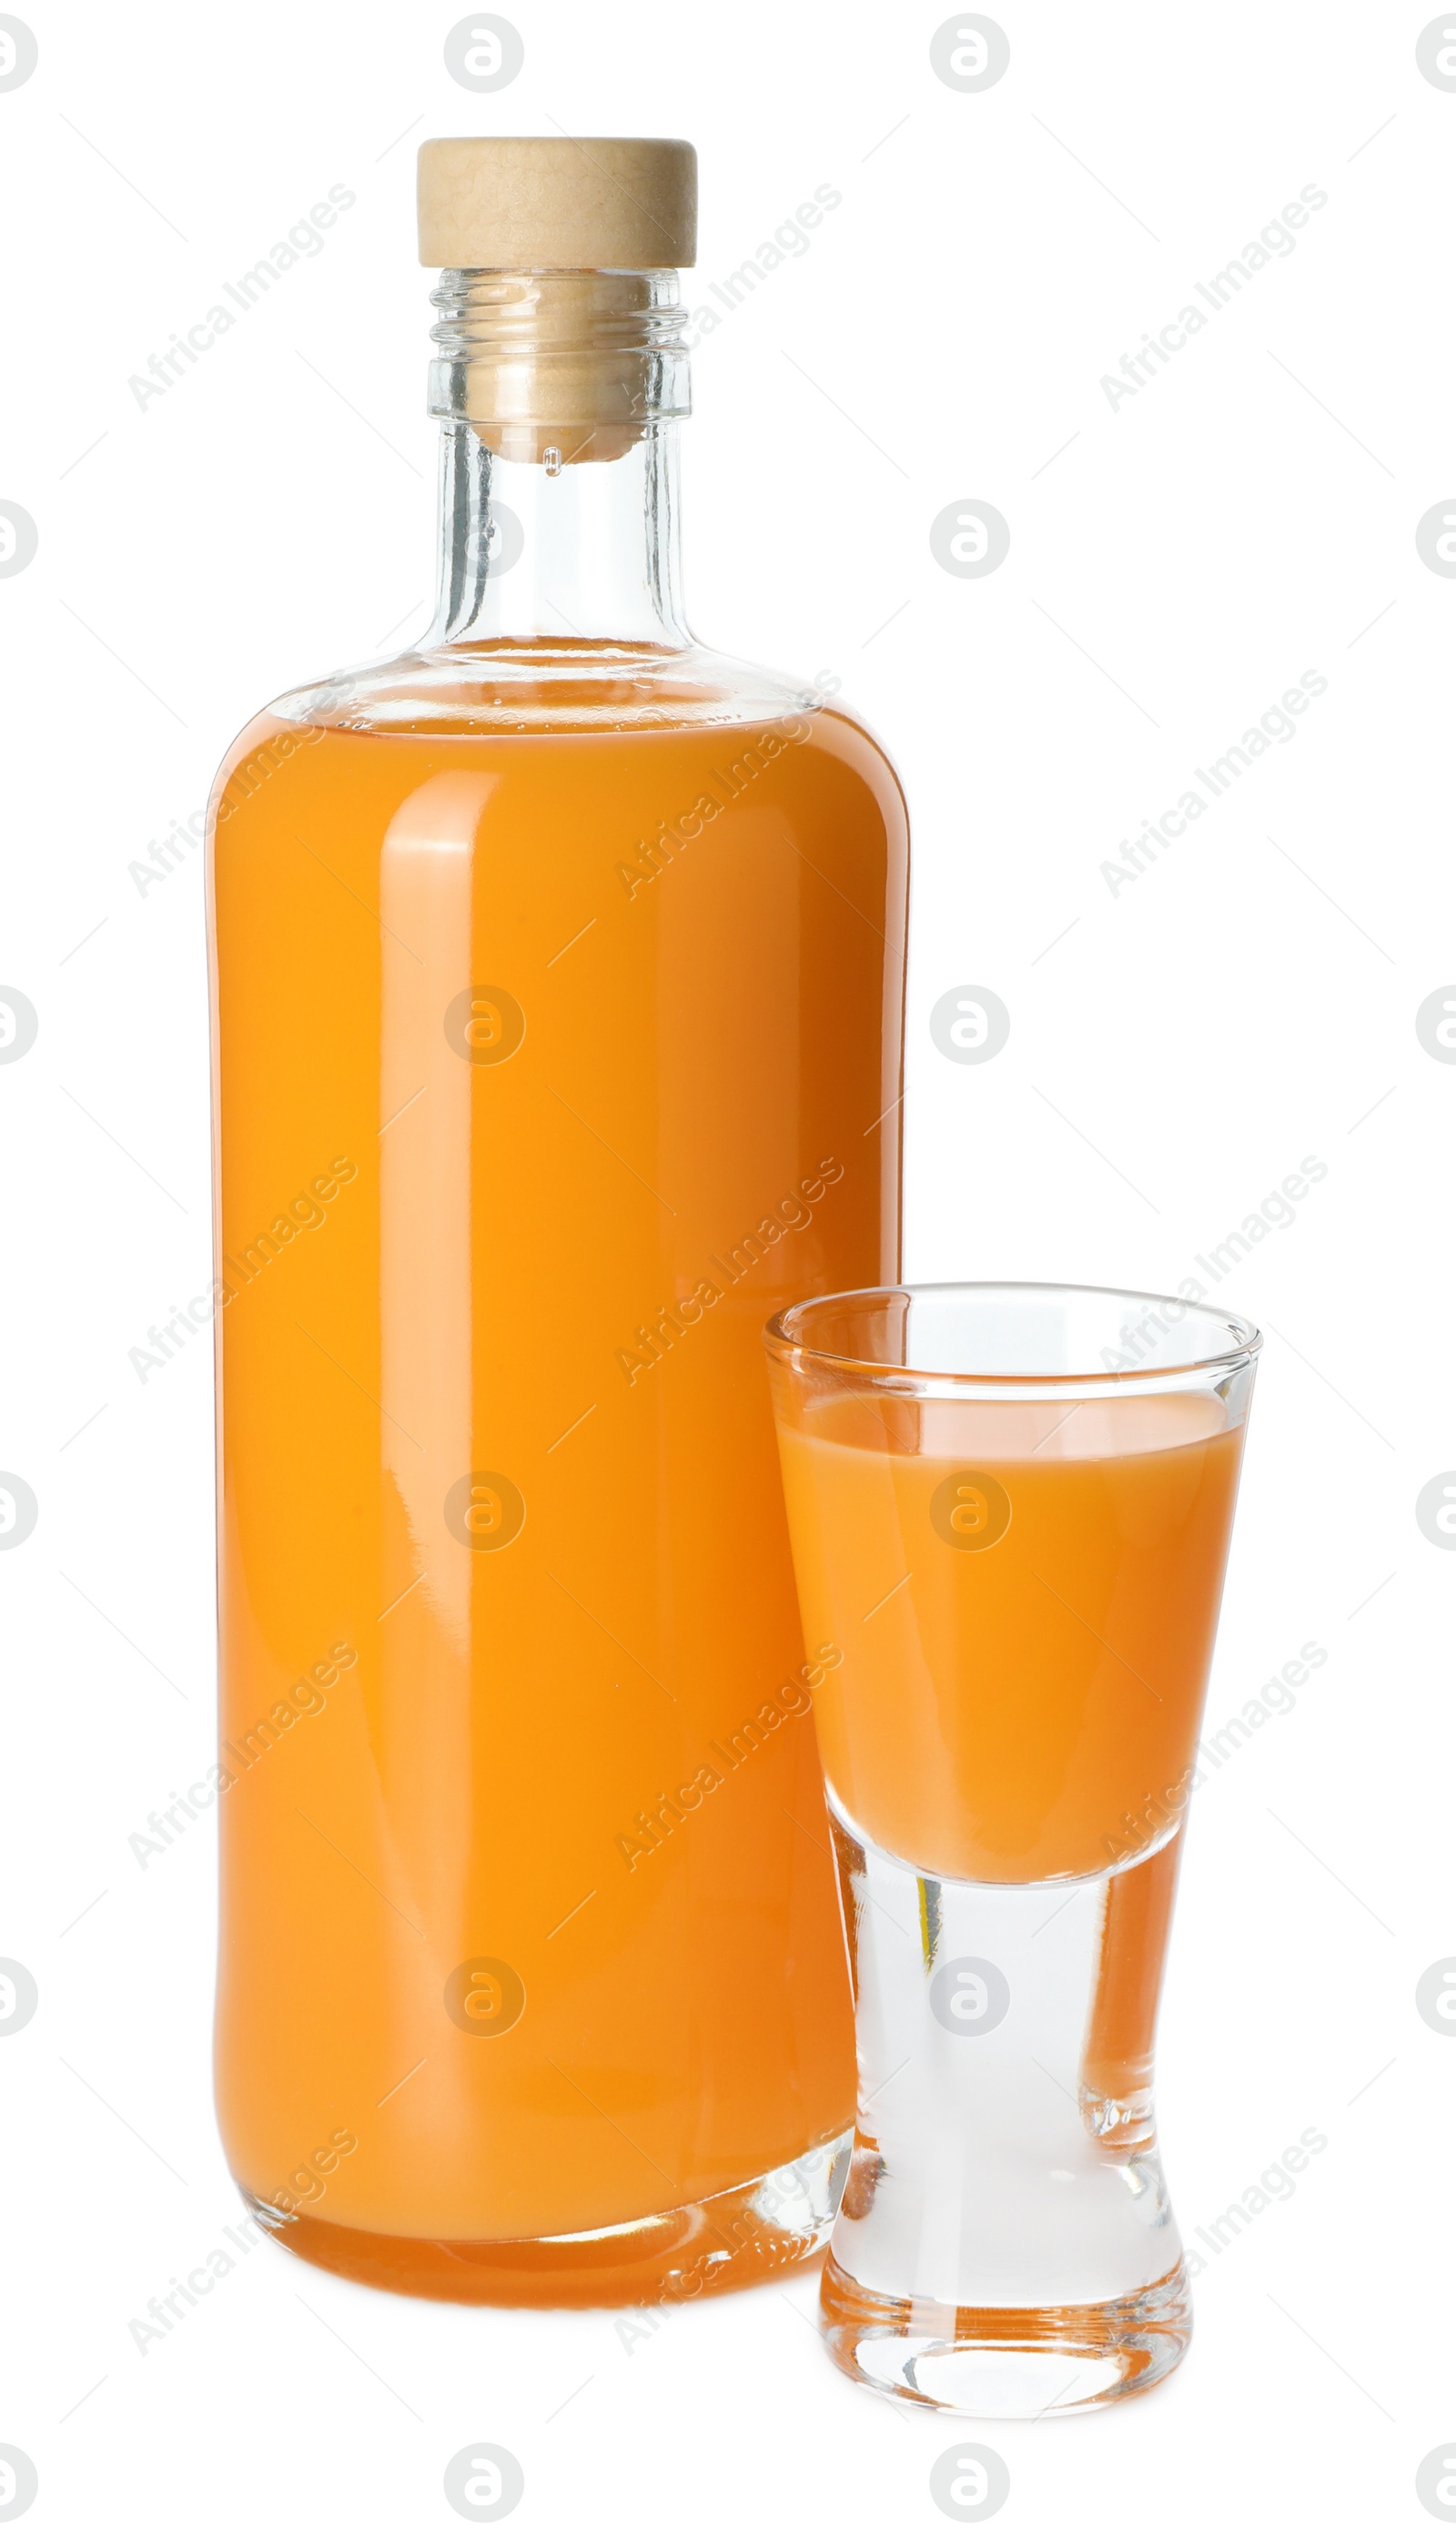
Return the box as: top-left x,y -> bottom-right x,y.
763,1279 -> 1262,1390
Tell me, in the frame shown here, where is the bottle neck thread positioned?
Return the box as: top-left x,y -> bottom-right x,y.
428,267 -> 690,468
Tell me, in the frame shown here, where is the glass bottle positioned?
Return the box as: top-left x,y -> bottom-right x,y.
207,138 -> 909,2304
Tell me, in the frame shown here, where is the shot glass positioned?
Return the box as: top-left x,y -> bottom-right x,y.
763,1282 -> 1259,2417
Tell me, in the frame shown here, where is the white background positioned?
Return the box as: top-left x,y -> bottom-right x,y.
2,3 -> 1453,2530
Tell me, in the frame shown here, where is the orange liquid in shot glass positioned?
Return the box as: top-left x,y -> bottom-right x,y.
774,1390 -> 1245,1885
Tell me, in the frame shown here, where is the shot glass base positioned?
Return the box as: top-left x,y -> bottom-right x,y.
819,2251 -> 1192,2417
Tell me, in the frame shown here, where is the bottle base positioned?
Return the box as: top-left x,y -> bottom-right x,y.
818,2252 -> 1191,2417
237,2130 -> 852,2309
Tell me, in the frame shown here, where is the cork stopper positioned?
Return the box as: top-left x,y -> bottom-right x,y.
420,138 -> 695,466
418,136 -> 696,272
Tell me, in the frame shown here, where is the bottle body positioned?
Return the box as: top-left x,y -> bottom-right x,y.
208,670 -> 908,2298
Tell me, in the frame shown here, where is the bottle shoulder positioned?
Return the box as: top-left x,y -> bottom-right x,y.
259,635 -> 839,739
209,647 -> 908,854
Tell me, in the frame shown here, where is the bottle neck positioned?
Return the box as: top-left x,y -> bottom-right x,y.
426,420 -> 689,650
424,268 -> 691,653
